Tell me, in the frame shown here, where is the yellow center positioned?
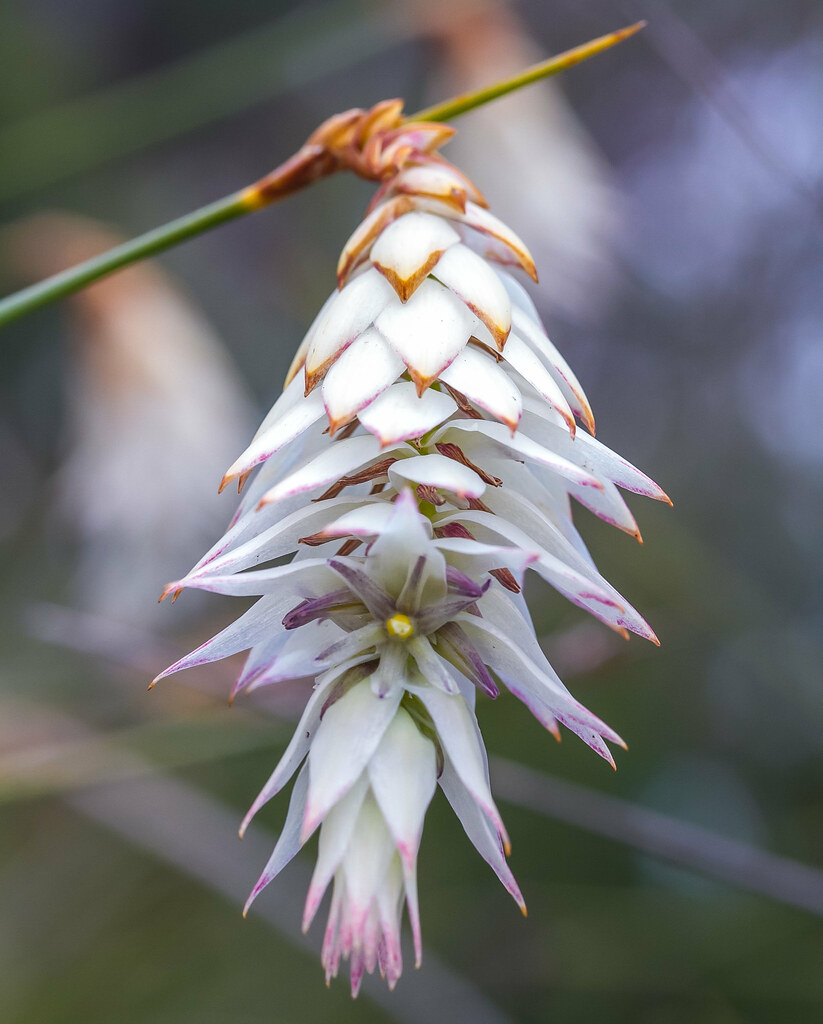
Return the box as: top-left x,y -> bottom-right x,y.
385,613 -> 414,639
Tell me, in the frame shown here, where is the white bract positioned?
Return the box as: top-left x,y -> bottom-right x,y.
155,122 -> 668,995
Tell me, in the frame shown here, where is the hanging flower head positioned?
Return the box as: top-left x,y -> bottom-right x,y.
154,99 -> 669,995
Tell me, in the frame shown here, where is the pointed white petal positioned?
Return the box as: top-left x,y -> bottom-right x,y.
232,632 -> 290,698
183,496 -> 365,583
479,488 -> 617,591
503,333 -> 576,433
370,211 -> 459,300
439,345 -> 522,429
339,794 -> 397,924
433,243 -> 511,348
406,675 -> 508,845
221,386 -> 326,487
358,381 -> 456,446
321,327 -> 404,432
439,757 -> 525,911
388,452 -> 485,499
455,201 -> 537,281
388,163 -> 486,209
239,665 -> 349,835
433,536 -> 539,581
303,775 -> 370,930
151,594 -> 285,684
284,292 -> 336,387
375,279 -> 475,390
433,419 -> 602,491
433,507 -> 637,632
244,763 -> 309,914
180,558 -> 336,597
407,637 -> 460,695
305,269 -> 395,386
512,307 -> 595,431
337,195 -> 415,285
569,477 -> 642,536
411,197 -> 538,281
497,268 -> 540,319
258,434 -> 389,506
224,420 -> 328,530
303,681 -> 403,840
456,611 -> 625,758
521,405 -> 669,502
368,708 -> 437,871
248,619 -> 347,691
367,489 -> 447,606
315,500 -> 396,540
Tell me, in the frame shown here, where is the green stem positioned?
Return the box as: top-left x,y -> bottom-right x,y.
410,21 -> 646,124
0,191 -> 250,323
0,22 -> 645,330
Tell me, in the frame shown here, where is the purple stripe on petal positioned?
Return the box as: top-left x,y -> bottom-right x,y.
435,621 -> 499,698
416,589 -> 488,634
282,589 -> 356,630
445,565 -> 487,599
328,558 -> 395,620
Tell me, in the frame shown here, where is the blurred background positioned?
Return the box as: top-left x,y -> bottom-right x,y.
1,0 -> 822,1021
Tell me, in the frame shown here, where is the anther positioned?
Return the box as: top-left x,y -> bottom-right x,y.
385,613 -> 414,639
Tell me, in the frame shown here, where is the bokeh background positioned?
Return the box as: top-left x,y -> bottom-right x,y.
1,1 -> 822,1021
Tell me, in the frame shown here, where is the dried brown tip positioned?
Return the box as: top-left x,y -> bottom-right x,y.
326,412 -> 354,437
338,194 -> 413,286
409,367 -> 439,397
374,249 -> 445,302
158,582 -> 183,603
303,362 -> 328,396
520,904 -> 528,919
472,312 -> 510,353
579,402 -> 596,436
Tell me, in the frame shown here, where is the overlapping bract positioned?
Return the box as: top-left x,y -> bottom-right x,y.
155,135 -> 668,994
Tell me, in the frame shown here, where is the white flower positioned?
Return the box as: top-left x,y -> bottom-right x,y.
154,105 -> 668,993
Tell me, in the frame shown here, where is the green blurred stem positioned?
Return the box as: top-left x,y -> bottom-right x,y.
0,0 -> 406,203
0,193 -> 253,324
413,20 -> 645,122
0,22 -> 644,330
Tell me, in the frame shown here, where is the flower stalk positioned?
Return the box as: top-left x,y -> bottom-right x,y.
0,21 -> 644,330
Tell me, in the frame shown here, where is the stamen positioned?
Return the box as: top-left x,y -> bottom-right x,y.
315,457 -> 398,501
435,441 -> 502,486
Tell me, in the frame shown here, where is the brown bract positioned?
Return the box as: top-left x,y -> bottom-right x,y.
243,99 -> 462,218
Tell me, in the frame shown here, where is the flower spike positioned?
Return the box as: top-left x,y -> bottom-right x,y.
154,27 -> 663,996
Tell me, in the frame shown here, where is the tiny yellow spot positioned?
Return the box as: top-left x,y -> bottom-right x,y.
386,613 -> 414,639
